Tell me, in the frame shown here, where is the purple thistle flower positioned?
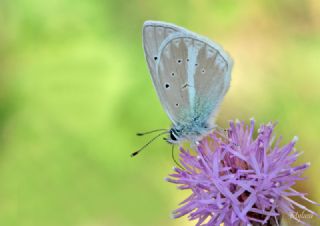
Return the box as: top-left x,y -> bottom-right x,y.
166,119 -> 319,226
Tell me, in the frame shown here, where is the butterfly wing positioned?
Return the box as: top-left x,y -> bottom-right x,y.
143,21 -> 186,124
143,21 -> 233,128
190,38 -> 233,127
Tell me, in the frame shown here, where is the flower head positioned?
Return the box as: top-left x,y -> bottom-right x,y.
167,119 -> 319,226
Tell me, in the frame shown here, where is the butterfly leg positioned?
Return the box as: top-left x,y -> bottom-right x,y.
215,126 -> 228,139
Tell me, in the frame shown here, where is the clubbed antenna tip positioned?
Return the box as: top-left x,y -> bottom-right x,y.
130,151 -> 139,157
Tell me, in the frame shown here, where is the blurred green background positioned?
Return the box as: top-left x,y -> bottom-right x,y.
0,0 -> 320,225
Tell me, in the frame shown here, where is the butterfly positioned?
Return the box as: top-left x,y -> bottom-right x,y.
131,21 -> 233,157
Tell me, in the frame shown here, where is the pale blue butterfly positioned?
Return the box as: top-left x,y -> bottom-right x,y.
132,21 -> 233,157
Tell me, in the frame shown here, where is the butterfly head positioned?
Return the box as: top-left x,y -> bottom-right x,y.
165,128 -> 181,144
166,120 -> 214,144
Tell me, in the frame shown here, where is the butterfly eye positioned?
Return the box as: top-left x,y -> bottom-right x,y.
170,130 -> 178,141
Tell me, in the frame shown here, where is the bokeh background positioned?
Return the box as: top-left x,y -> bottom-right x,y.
1,0 -> 320,225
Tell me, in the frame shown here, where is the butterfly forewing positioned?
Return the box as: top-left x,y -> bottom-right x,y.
143,22 -> 182,80
156,37 -> 192,124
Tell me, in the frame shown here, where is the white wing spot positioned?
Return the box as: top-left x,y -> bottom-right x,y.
183,38 -> 192,47
165,29 -> 175,36
173,39 -> 181,47
163,45 -> 170,58
206,48 -> 216,58
194,40 -> 204,49
156,27 -> 164,36
215,55 -> 226,71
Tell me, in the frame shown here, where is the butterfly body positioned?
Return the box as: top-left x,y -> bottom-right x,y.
142,21 -> 233,144
167,102 -> 213,143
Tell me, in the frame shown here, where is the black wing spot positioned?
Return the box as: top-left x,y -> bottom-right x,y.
195,63 -> 198,66
171,72 -> 175,76
177,59 -> 182,64
175,103 -> 179,107
165,83 -> 170,89
202,69 -> 205,73
186,58 -> 189,62
154,56 -> 158,61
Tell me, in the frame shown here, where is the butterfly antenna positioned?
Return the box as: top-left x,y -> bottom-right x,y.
136,129 -> 167,136
131,131 -> 169,157
171,145 -> 184,169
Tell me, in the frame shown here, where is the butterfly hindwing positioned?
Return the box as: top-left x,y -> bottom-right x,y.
156,35 -> 232,127
143,21 -> 233,134
192,40 -> 232,126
